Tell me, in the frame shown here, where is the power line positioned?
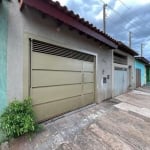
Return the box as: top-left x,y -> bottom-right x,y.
100,0 -> 147,32
106,4 -> 148,37
117,0 -> 130,9
98,0 -> 149,49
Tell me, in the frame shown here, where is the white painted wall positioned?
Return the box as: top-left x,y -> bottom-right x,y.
7,1 -> 23,102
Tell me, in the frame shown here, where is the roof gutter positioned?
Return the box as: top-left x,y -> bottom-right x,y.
118,42 -> 138,56
135,57 -> 150,64
19,0 -> 118,49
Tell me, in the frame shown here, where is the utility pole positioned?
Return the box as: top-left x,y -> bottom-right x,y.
141,43 -> 144,57
103,4 -> 107,33
129,32 -> 132,48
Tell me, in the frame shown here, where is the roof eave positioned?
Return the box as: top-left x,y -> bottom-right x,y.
135,57 -> 150,64
19,0 -> 118,49
118,43 -> 138,56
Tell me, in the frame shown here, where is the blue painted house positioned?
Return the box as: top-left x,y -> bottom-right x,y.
0,0 -> 8,113
135,57 -> 149,87
146,64 -> 150,85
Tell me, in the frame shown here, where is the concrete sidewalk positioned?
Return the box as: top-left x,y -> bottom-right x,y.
115,87 -> 150,110
1,87 -> 150,150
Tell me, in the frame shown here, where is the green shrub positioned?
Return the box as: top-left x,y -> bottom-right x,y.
0,98 -> 40,138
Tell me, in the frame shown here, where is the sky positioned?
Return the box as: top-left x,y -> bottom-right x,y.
52,0 -> 150,60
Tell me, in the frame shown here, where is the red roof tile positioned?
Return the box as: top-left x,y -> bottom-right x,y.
20,0 -> 118,48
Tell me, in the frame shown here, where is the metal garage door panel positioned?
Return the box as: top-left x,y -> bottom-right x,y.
32,70 -> 82,87
114,70 -> 122,96
123,71 -> 128,93
83,62 -> 94,72
83,83 -> 94,94
82,93 -> 94,106
30,41 -> 95,122
83,73 -> 94,83
32,84 -> 82,105
33,96 -> 83,122
114,69 -> 127,96
32,52 -> 82,71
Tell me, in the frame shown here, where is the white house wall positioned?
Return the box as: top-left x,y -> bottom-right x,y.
128,54 -> 136,88
7,1 -> 24,102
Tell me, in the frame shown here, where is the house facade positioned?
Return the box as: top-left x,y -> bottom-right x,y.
0,0 -> 137,122
135,57 -> 149,87
146,65 -> 150,84
112,42 -> 137,96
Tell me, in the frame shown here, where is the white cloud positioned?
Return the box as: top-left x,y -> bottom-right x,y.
121,0 -> 150,6
52,0 -> 69,6
95,11 -> 103,20
113,0 -> 121,10
124,17 -> 139,30
102,0 -> 111,4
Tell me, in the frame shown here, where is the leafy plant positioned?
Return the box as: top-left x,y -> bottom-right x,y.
0,98 -> 40,139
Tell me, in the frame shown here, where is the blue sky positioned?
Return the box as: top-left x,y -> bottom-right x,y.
52,0 -> 150,60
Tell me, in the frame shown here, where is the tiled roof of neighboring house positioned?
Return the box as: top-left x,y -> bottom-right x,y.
19,0 -> 138,56
135,56 -> 150,64
146,64 -> 150,67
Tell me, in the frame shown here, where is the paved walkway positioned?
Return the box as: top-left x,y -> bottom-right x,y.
2,87 -> 150,150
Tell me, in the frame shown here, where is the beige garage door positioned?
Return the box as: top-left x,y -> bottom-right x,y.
30,40 -> 95,122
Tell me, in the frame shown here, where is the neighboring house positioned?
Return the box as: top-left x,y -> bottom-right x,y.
146,64 -> 150,85
0,0 -> 8,113
135,57 -> 149,87
0,0 -> 137,122
113,42 -> 138,97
